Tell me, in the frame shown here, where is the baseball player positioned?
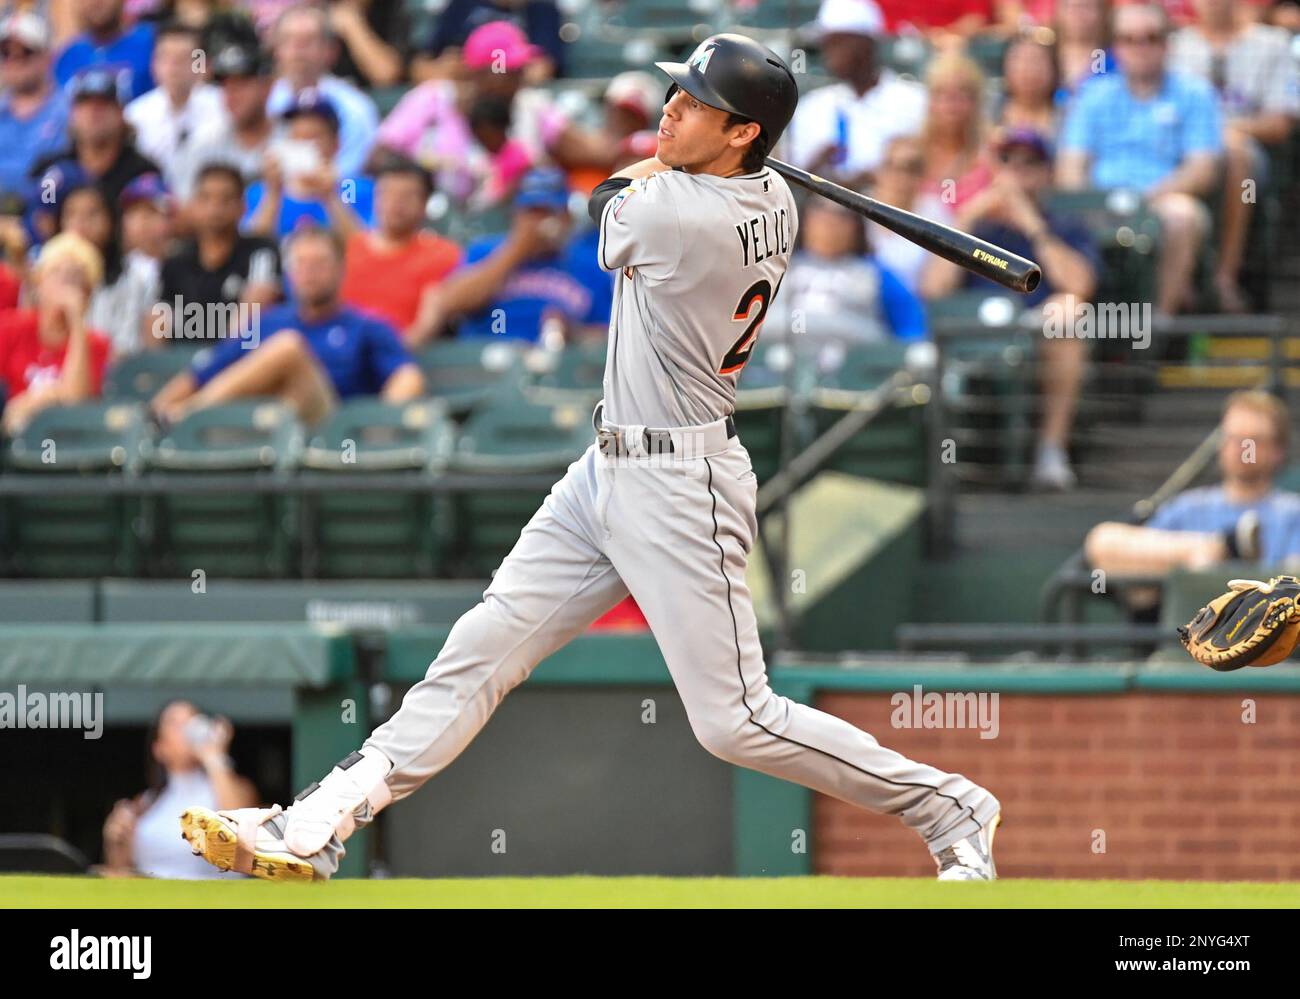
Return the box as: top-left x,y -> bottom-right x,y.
180,34 -> 1002,882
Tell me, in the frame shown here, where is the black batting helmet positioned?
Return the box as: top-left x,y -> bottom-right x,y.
655,34 -> 799,148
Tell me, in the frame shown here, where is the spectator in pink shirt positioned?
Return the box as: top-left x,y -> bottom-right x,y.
372,20 -> 604,207
920,53 -> 994,213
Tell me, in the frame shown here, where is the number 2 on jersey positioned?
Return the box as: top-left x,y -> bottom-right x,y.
720,277 -> 780,375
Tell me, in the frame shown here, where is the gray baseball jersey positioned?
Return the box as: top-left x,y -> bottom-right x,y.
291,164 -> 1000,880
597,167 -> 799,427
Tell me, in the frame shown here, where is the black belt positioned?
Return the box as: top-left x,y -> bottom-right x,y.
593,404 -> 736,457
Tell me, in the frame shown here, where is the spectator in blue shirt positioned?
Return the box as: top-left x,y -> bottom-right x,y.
423,168 -> 613,343
54,0 -> 155,103
151,226 -> 424,426
1058,2 -> 1223,317
1086,391 -> 1300,579
923,128 -> 1100,491
0,12 -> 70,202
242,89 -> 374,241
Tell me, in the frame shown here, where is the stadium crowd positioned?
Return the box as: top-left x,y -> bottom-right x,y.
0,0 -> 1294,493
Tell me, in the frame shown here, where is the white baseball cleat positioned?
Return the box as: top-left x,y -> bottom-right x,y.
934,812 -> 1001,881
179,804 -> 318,883
281,747 -> 393,856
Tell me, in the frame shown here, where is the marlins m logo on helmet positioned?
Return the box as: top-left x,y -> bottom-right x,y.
688,41 -> 716,74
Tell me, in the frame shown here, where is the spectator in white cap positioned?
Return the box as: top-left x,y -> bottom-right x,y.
0,11 -> 70,201
785,0 -> 927,190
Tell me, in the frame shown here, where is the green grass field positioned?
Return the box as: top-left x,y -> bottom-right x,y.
3,875 -> 1298,908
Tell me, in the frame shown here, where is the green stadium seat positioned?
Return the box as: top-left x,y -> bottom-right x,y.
146,400 -> 303,577
300,399 -> 457,578
102,347 -> 200,402
731,0 -> 822,30
878,35 -> 932,79
927,292 -> 1037,485
301,398 -> 455,472
415,338 -> 526,417
448,395 -> 592,575
965,34 -> 1008,78
605,0 -> 727,35
6,400 -> 150,473
565,32 -> 645,80
522,341 -> 607,407
804,343 -> 928,487
1,402 -> 151,577
1042,188 -> 1159,306
735,341 -> 811,483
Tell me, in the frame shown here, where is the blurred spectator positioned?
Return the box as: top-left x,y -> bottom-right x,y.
54,0 -> 156,101
765,198 -> 926,345
170,41 -> 273,201
0,231 -> 109,433
921,53 -> 994,212
998,32 -> 1060,138
922,129 -> 1099,490
31,67 -> 160,228
56,177 -> 157,354
1054,0 -> 1117,102
1265,0 -> 1300,31
466,94 -> 535,206
1086,391 -> 1300,575
869,135 -> 954,294
327,0 -> 408,88
0,193 -> 24,305
243,89 -> 373,240
155,162 -> 279,348
0,12 -> 71,202
420,167 -> 610,344
1170,0 -> 1298,312
124,20 -> 225,194
100,701 -> 256,879
1058,3 -> 1222,317
412,0 -> 563,83
118,168 -> 170,260
340,158 -> 461,339
268,5 -> 379,178
151,225 -> 423,425
374,21 -> 591,208
568,70 -> 661,194
786,0 -> 926,189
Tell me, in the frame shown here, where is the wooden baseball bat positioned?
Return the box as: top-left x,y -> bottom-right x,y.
766,157 -> 1042,295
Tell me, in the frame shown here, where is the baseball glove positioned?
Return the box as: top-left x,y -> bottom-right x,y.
1178,575 -> 1300,671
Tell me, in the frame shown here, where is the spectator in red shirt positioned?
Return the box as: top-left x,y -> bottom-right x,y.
341,158 -> 462,340
879,0 -> 1007,41
921,53 -> 995,213
0,232 -> 110,434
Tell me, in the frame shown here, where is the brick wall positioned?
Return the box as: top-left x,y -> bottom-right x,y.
814,692 -> 1300,880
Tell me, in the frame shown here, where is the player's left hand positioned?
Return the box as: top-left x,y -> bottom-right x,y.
1178,575 -> 1300,671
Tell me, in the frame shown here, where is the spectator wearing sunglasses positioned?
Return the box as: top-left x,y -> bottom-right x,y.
1058,3 -> 1222,318
0,13 -> 70,202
